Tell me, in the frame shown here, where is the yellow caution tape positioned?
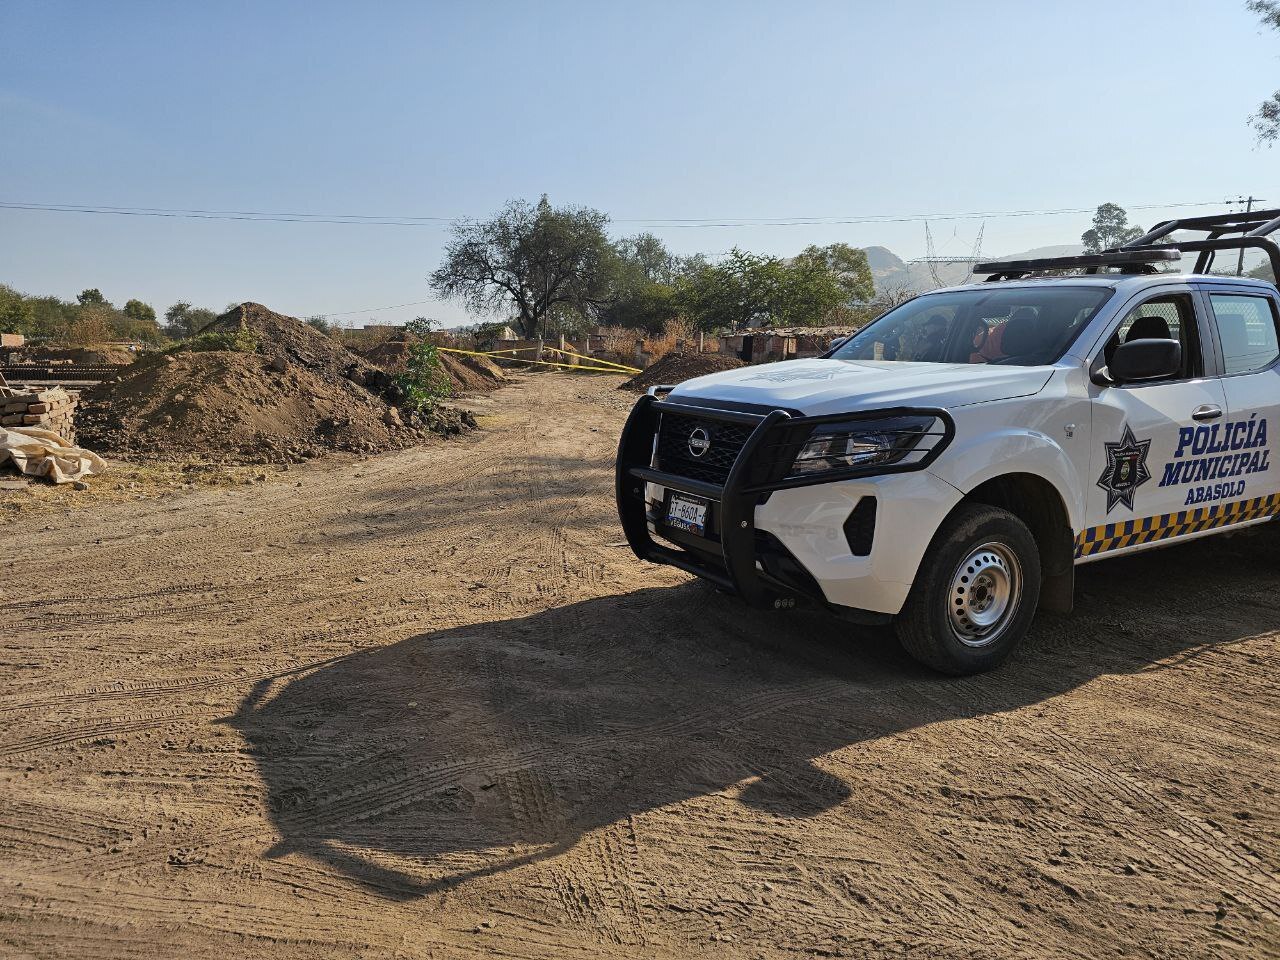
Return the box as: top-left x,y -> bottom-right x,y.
437,346 -> 639,375
540,345 -> 641,373
440,342 -> 640,374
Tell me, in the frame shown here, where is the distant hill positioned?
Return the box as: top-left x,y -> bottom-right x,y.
864,243 -> 1086,295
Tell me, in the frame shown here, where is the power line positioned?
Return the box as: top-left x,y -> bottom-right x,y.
0,202 -> 455,222
620,200 -> 1232,227
0,202 -> 439,228
308,299 -> 438,318
0,197 -> 1240,229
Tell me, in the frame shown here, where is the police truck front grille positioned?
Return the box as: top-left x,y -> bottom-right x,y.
656,412 -> 752,486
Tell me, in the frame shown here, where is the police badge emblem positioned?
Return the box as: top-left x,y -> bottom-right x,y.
1097,424 -> 1153,513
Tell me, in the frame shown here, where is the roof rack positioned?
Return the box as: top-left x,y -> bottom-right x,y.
973,207 -> 1280,283
973,249 -> 1179,281
1117,207 -> 1280,282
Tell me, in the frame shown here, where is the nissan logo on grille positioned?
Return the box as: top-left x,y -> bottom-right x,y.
687,427 -> 711,458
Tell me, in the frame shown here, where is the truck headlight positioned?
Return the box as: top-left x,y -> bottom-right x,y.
790,415 -> 942,477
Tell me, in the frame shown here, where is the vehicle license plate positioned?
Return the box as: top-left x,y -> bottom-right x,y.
666,494 -> 708,536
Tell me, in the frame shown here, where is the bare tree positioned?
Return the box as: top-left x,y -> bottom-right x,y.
430,196 -> 613,339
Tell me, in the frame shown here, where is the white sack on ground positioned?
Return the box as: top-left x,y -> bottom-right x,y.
0,427 -> 107,484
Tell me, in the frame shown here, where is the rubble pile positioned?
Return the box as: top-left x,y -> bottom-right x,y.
356,339 -> 507,392
18,345 -> 137,366
1,385 -> 78,443
619,352 -> 747,392
77,303 -> 476,464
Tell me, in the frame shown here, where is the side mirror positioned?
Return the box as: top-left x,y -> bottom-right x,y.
1107,338 -> 1182,384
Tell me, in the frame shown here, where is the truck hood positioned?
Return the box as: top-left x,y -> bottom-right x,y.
668,358 -> 1054,415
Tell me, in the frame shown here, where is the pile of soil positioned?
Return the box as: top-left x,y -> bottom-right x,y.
620,351 -> 747,392
19,345 -> 139,365
77,303 -> 476,463
356,338 -> 506,392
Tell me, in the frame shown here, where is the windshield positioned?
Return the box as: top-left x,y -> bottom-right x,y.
831,286 -> 1114,366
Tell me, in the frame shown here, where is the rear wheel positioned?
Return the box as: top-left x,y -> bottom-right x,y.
894,504 -> 1041,675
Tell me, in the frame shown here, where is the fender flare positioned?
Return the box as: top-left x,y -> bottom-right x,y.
934,429 -> 1085,530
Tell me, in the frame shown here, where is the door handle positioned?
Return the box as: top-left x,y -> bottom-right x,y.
1192,404 -> 1223,422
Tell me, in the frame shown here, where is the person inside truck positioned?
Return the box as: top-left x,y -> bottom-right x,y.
916,314 -> 951,362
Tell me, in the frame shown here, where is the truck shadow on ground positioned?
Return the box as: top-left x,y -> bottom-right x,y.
229,533 -> 1278,901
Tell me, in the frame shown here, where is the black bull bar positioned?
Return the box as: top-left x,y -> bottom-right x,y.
614,391 -> 953,609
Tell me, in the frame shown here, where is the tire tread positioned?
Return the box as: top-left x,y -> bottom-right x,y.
895,503 -> 1041,675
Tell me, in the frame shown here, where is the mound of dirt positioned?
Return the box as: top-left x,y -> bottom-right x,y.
355,339 -> 412,373
620,352 -> 747,392
441,351 -> 507,391
78,303 -> 476,463
357,338 -> 506,393
19,345 -> 138,366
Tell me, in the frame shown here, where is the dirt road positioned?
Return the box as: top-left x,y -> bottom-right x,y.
2,373 -> 1277,959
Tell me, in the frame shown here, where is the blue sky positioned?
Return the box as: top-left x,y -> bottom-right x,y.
1,0 -> 1277,327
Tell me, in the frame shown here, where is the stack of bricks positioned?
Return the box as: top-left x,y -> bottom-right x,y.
0,385 -> 78,443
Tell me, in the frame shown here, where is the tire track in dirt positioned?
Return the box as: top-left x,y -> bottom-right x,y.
0,656 -> 347,716
0,712 -> 192,758
4,373 -> 1279,960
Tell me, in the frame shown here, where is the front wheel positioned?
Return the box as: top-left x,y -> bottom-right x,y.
894,504 -> 1041,675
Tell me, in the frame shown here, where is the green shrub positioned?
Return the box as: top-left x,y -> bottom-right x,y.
396,317 -> 453,411
184,329 -> 260,353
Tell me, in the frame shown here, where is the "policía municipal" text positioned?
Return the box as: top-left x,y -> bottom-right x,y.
1159,417 -> 1270,488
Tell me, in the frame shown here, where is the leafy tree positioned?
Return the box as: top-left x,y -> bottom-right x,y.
1081,203 -> 1144,254
0,288 -> 35,336
599,280 -> 680,333
1249,1 -> 1280,143
468,320 -> 512,350
163,301 -> 218,338
122,298 -> 156,324
792,243 -> 875,303
595,233 -> 687,333
0,286 -> 75,339
77,288 -> 108,306
430,196 -> 614,339
24,294 -> 79,340
676,248 -> 850,331
110,298 -> 163,344
614,232 -> 681,285
304,315 -> 335,336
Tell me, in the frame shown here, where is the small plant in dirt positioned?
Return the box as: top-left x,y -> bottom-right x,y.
183,329 -> 260,353
396,317 -> 453,411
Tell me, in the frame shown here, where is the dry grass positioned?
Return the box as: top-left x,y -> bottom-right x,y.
598,318 -> 718,365
0,458 -> 284,524
644,317 -> 697,361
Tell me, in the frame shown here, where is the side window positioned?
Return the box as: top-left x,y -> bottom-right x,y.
1208,293 -> 1280,375
1103,293 -> 1201,380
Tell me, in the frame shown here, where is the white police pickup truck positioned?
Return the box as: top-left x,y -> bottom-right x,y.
616,208 -> 1280,674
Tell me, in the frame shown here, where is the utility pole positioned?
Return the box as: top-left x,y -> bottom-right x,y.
1233,195 -> 1256,276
